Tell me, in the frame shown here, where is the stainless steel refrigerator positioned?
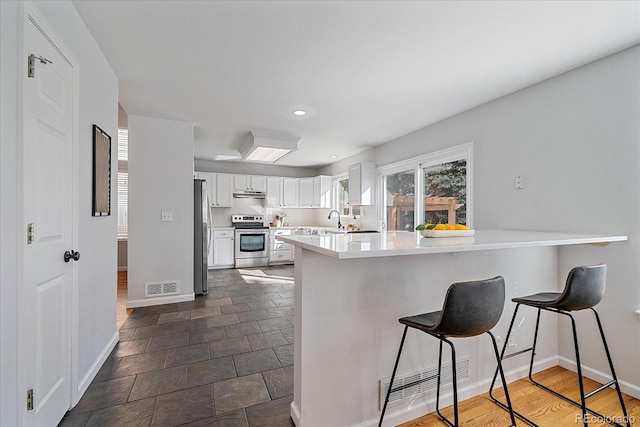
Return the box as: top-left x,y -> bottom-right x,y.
194,179 -> 209,295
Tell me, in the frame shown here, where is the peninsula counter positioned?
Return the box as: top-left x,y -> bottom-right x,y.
277,230 -> 627,427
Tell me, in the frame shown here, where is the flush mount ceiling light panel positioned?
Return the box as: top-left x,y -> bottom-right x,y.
240,131 -> 301,163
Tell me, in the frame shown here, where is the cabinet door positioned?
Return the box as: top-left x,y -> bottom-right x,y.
250,175 -> 266,192
348,163 -> 376,205
298,178 -> 314,207
282,178 -> 299,207
348,164 -> 361,205
266,177 -> 282,208
200,173 -> 216,207
213,237 -> 234,266
217,173 -> 233,207
234,174 -> 249,190
314,175 -> 332,208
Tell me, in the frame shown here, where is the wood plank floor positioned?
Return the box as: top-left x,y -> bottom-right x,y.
116,270 -> 132,330
400,365 -> 639,426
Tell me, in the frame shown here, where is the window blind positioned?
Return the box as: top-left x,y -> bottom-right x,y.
117,129 -> 128,239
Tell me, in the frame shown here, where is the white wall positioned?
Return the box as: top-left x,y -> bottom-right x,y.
320,45 -> 640,393
1,2 -> 21,424
128,116 -> 195,307
1,1 -> 119,424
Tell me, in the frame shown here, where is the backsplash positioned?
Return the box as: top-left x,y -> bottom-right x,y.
265,208 -> 316,227
209,200 -> 379,230
209,198 -> 265,227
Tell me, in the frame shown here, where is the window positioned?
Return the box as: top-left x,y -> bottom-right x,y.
423,159 -> 467,225
117,129 -> 128,240
384,169 -> 415,231
380,143 -> 472,229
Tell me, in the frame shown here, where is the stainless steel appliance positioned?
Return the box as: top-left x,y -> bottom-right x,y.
194,179 -> 209,295
232,214 -> 269,268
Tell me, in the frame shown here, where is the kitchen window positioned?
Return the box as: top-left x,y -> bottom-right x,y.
380,143 -> 472,229
384,169 -> 415,231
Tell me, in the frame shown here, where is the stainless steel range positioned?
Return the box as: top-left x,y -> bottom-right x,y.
232,214 -> 269,268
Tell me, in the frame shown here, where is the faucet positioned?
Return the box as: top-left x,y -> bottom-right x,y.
328,210 -> 342,229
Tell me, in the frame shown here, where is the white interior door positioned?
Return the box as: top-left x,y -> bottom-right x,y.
23,13 -> 75,426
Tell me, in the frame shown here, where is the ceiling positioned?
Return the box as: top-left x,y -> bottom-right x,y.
72,1 -> 639,168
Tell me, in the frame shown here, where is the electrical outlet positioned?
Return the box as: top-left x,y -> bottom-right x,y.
507,332 -> 518,347
161,211 -> 174,222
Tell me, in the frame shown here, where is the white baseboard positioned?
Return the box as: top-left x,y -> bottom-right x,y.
290,401 -> 301,426
74,331 -> 119,405
126,293 -> 194,309
558,356 -> 640,400
322,356 -> 559,427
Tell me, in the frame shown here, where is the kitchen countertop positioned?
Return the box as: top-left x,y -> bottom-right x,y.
277,229 -> 628,259
286,229 -> 628,425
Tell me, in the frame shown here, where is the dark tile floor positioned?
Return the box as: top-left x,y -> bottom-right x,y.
59,266 -> 296,427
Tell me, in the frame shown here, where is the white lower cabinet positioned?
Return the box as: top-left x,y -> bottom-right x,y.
210,228 -> 235,269
269,229 -> 294,264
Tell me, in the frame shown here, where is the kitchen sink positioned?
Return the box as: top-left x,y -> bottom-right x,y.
325,229 -> 379,234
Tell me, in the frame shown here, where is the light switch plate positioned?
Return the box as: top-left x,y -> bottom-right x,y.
161,211 -> 174,222
514,176 -> 524,190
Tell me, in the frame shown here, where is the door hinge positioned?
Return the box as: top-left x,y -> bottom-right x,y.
27,223 -> 35,244
27,388 -> 34,411
28,53 -> 52,78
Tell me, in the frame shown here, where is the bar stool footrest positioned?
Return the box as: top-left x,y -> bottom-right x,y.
584,380 -> 617,399
530,378 -> 627,427
501,346 -> 534,360
490,394 -> 537,427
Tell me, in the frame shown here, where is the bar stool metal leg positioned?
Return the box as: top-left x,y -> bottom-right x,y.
435,337 -> 458,427
592,308 -> 630,424
527,308 -> 630,427
487,330 -> 517,427
490,305 -> 630,427
379,326 -> 408,427
490,304 -> 537,426
380,276 -> 515,427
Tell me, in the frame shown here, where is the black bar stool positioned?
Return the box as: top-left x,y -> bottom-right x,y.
379,276 -> 516,427
489,264 -> 630,427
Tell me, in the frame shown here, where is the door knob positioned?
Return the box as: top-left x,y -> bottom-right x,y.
64,250 -> 80,262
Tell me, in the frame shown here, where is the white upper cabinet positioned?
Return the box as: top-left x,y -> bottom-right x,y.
314,175 -> 332,208
201,172 -> 233,207
282,178 -> 299,208
298,178 -> 315,207
216,173 -> 233,207
266,176 -> 283,208
299,176 -> 331,207
348,162 -> 376,205
234,174 -> 266,191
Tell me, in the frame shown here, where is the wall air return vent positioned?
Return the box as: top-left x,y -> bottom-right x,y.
145,280 -> 179,297
379,358 -> 470,409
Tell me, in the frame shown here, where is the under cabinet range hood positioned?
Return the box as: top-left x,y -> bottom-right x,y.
233,189 -> 266,199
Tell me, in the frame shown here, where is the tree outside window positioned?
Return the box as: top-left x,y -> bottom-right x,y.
385,170 -> 415,231
423,159 -> 467,225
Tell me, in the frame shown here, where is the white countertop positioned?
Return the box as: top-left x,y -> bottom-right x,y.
277,229 -> 628,259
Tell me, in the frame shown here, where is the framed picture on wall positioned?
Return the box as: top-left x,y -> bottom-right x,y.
92,124 -> 111,216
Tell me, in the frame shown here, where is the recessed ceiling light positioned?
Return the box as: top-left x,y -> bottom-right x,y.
330,155 -> 337,159
292,110 -> 306,116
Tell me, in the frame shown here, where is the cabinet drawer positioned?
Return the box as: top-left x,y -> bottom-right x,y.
270,242 -> 291,251
269,248 -> 292,262
213,229 -> 234,238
